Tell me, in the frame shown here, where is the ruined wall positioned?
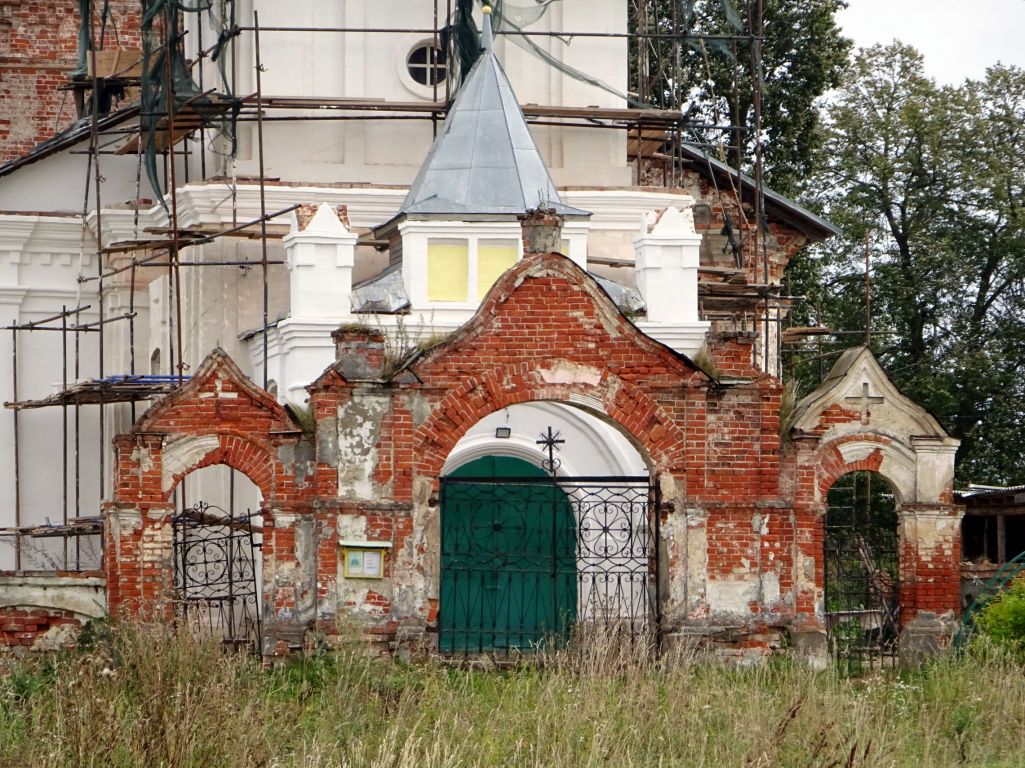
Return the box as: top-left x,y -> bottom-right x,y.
0,572 -> 105,657
0,1 -> 142,163
105,255 -> 964,664
300,252 -> 794,659
104,250 -> 811,661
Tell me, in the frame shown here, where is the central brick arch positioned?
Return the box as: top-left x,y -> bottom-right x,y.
413,363 -> 687,481
405,253 -> 704,481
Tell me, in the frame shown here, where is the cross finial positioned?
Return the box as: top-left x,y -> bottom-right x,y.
536,426 -> 565,476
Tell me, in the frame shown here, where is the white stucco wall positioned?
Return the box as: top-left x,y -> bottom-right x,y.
187,0 -> 629,187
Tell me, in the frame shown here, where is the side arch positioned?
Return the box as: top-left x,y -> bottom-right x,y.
813,435 -> 917,507
161,433 -> 276,502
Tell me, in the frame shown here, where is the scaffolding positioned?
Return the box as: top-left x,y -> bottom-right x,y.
0,0 -> 792,572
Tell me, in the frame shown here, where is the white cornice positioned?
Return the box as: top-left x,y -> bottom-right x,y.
564,190 -> 696,230
0,214 -> 91,253
87,184 -> 699,236
87,207 -> 166,249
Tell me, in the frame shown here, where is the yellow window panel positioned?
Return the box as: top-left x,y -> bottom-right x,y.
427,241 -> 469,302
477,243 -> 519,300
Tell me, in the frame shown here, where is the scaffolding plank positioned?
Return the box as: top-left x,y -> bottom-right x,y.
4,376 -> 187,410
0,517 -> 103,539
117,100 -> 231,155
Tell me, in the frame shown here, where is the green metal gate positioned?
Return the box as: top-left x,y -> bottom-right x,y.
439,456 -> 658,655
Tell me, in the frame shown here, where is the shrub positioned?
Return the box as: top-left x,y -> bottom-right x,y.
974,574 -> 1025,652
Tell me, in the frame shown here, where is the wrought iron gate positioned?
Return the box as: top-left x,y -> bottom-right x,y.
439,472 -> 660,656
171,501 -> 262,654
824,472 -> 900,672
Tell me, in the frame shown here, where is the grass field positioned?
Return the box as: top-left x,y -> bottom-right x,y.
2,626 -> 1024,768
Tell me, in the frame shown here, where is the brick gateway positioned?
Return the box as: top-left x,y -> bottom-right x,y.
105,251 -> 963,663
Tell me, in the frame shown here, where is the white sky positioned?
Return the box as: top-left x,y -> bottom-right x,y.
837,0 -> 1025,84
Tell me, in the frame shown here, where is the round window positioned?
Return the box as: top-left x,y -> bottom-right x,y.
406,42 -> 448,87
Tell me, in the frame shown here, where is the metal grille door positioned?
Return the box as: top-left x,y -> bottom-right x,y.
824,472 -> 900,673
172,501 -> 262,655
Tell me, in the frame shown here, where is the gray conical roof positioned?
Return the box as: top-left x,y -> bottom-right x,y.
399,11 -> 589,219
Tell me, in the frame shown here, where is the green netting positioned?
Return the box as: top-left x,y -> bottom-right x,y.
138,0 -> 239,210
73,0 -> 90,77
452,0 -> 742,109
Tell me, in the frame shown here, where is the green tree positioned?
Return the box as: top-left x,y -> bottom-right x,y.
791,44 -> 1025,484
632,0 -> 851,196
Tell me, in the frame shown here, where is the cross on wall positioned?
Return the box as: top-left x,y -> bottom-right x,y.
536,426 -> 565,476
845,382 -> 884,425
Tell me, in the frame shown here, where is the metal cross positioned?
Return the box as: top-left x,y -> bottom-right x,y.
845,382 -> 884,425
536,426 -> 565,476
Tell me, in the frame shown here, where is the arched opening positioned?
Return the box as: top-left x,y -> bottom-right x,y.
824,470 -> 900,672
171,465 -> 263,654
441,401 -> 648,477
438,402 -> 658,656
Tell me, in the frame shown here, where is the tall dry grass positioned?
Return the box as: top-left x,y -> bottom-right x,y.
2,624 -> 1025,767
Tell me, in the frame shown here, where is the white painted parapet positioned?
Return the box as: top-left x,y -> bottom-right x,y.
634,206 -> 701,323
633,205 -> 710,357
284,203 -> 358,321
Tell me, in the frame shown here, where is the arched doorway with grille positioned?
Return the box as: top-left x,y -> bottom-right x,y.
170,464 -> 264,655
437,401 -> 658,657
824,470 -> 900,672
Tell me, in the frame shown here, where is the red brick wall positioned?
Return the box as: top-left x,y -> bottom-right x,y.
105,252 -> 962,656
0,0 -> 141,162
0,606 -> 84,652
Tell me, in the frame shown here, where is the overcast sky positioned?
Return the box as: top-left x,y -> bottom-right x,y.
837,0 -> 1025,84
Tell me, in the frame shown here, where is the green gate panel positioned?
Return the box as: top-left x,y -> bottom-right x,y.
440,456 -> 577,653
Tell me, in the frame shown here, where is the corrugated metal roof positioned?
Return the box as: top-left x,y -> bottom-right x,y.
399,11 -> 589,219
957,484 -> 1025,500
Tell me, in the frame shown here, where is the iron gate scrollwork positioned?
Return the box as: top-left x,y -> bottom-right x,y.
172,501 -> 262,654
824,472 -> 900,673
439,474 -> 660,656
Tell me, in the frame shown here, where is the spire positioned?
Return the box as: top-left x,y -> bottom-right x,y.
397,4 -> 589,219
480,3 -> 494,53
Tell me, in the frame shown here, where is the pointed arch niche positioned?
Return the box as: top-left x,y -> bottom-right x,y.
788,347 -> 963,661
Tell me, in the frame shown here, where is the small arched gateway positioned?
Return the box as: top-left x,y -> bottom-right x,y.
107,255 -> 965,664
105,350 -> 311,656
788,347 -> 963,664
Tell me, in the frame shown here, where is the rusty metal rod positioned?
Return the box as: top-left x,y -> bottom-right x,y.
236,25 -> 757,42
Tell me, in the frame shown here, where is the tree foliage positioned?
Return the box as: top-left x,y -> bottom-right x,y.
632,0 -> 851,196
791,44 -> 1025,484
